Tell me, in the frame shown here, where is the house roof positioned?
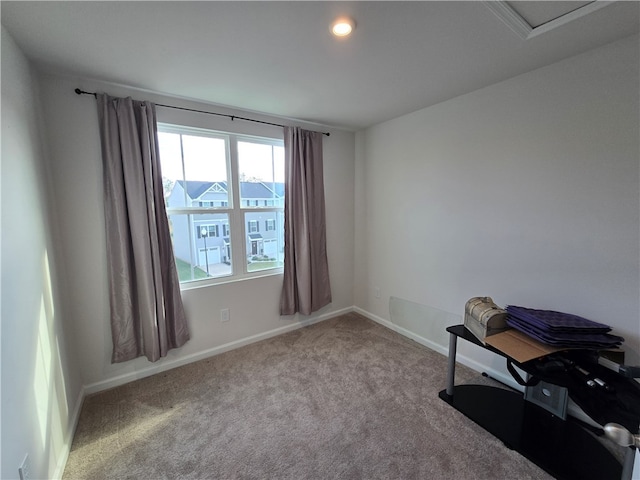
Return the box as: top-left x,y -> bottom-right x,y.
269,183 -> 285,198
177,180 -> 283,200
176,180 -> 224,199
240,182 -> 280,199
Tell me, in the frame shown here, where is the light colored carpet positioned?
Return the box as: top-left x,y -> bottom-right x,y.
63,312 -> 552,480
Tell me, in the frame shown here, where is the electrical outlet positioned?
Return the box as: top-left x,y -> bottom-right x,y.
374,287 -> 381,299
220,308 -> 230,322
18,454 -> 30,480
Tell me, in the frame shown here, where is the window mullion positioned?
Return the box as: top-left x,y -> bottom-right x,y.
179,134 -> 188,207
179,136 -> 199,280
228,135 -> 246,274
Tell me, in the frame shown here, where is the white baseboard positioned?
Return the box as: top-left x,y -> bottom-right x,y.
57,304 -> 518,480
84,306 -> 354,395
58,307 -> 354,478
58,305 -> 639,480
52,386 -> 86,480
353,306 -> 450,356
83,303 -> 517,407
353,306 -> 522,392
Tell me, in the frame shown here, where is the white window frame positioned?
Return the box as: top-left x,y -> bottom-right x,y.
159,123 -> 284,287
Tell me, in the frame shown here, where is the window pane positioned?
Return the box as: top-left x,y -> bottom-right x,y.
159,132 -> 230,208
238,141 -> 284,208
245,211 -> 284,272
159,132 -> 187,207
169,213 -> 232,282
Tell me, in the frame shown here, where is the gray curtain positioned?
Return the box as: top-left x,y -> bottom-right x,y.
97,94 -> 189,363
280,127 -> 332,315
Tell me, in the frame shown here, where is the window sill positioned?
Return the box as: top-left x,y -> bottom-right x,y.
179,268 -> 284,291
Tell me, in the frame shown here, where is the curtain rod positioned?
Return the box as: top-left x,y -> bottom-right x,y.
74,88 -> 330,136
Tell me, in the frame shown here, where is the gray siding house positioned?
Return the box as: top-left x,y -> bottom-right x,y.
166,180 -> 284,275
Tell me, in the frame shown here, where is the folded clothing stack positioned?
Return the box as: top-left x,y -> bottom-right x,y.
505,305 -> 624,349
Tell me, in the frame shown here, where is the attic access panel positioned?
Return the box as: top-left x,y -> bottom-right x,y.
507,1 -> 593,28
486,1 -> 610,40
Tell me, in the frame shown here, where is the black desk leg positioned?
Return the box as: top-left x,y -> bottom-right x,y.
446,331 -> 458,397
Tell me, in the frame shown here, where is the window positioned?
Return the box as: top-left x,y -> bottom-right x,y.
197,224 -> 219,238
159,125 -> 284,284
199,200 -> 228,207
265,219 -> 276,231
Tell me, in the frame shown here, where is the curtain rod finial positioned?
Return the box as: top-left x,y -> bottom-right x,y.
75,88 -> 97,98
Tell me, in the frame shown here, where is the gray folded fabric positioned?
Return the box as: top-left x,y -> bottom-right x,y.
506,305 -> 611,333
506,316 -> 623,349
505,305 -> 623,349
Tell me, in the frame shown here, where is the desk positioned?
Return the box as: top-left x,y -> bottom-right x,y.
439,325 -> 635,480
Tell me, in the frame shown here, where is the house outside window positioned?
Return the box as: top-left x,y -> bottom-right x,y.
159,125 -> 284,284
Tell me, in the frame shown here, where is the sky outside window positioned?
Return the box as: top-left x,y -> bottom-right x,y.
238,141 -> 284,183
158,132 -> 227,182
158,132 -> 284,184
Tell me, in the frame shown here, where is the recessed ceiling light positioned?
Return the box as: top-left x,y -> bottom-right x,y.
331,17 -> 355,37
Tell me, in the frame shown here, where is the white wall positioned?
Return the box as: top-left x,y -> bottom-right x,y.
6,20 -> 637,479
1,27 -> 83,480
355,34 -> 640,376
36,73 -> 355,392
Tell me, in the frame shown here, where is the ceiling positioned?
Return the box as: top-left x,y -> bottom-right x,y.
2,1 -> 638,130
